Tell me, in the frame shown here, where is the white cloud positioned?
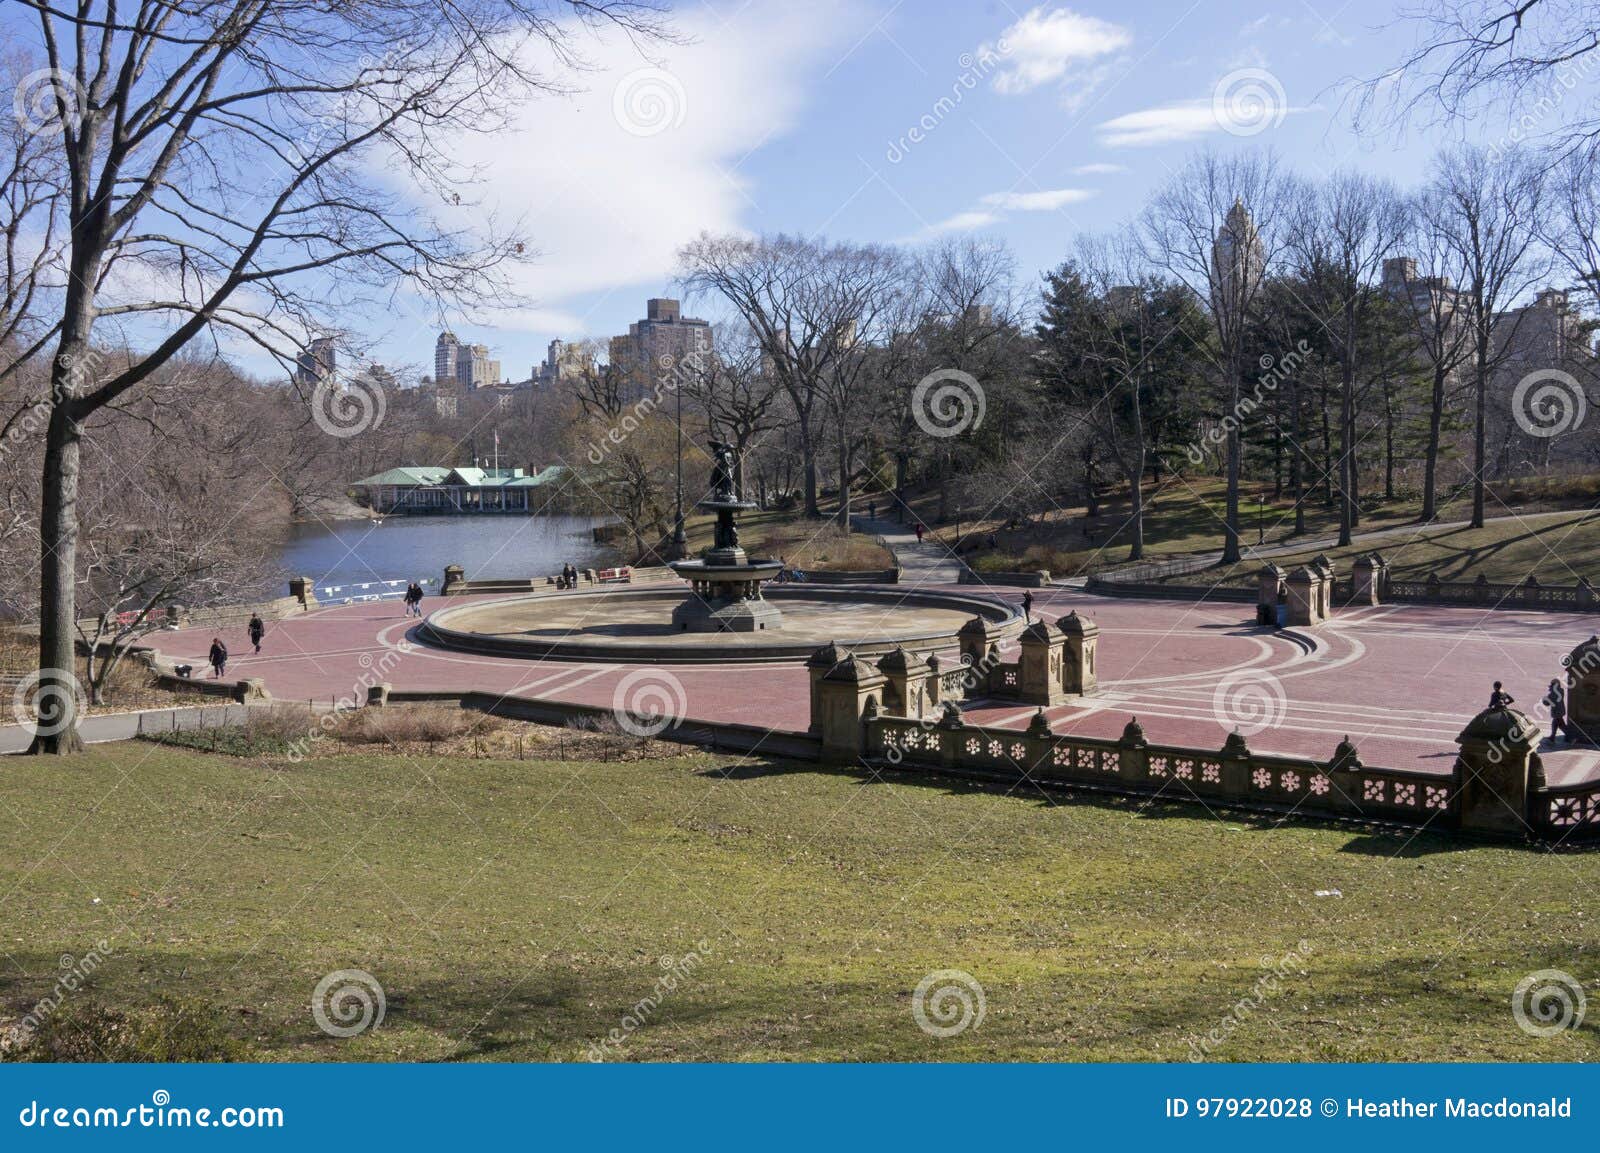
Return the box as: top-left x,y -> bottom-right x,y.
985,7 -> 1132,97
980,188 -> 1095,211
923,210 -> 1002,235
1096,101 -> 1220,147
1072,162 -> 1127,175
430,2 -> 861,335
1096,88 -> 1312,147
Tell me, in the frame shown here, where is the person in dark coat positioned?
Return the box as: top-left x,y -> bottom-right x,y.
1488,681 -> 1515,709
914,522 -> 925,544
247,613 -> 265,654
208,638 -> 228,678
1545,679 -> 1567,744
1021,591 -> 1034,622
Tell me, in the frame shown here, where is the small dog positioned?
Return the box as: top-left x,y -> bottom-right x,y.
173,663 -> 193,679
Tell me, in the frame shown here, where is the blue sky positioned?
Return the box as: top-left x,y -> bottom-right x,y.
429,0 -> 1456,382
7,1 -> 1545,381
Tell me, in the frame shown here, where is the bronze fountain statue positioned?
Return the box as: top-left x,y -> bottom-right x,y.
669,441 -> 784,632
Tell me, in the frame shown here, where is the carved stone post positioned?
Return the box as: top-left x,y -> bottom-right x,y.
876,647 -> 934,719
1455,707 -> 1539,837
442,564 -> 466,596
1565,635 -> 1600,744
1285,566 -> 1321,626
367,683 -> 392,708
805,642 -> 847,733
1311,554 -> 1335,618
1017,622 -> 1068,706
1257,564 -> 1286,625
1057,611 -> 1099,695
1118,716 -> 1149,783
1219,729 -> 1252,795
1352,555 -> 1380,606
957,616 -> 1004,690
815,653 -> 887,762
1370,551 -> 1391,600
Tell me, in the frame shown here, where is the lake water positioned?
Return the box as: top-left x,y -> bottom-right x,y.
273,515 -> 612,598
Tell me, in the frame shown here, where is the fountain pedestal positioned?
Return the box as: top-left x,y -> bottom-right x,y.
669,497 -> 784,633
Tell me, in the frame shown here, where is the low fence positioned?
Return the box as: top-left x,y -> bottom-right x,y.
1363,574 -> 1599,612
862,712 -> 1588,844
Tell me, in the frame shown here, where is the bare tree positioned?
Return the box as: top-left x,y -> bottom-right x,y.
1426,144 -> 1548,526
1283,171 -> 1410,545
679,233 -> 897,519
6,0 -> 666,752
1143,150 -> 1287,563
1355,1 -> 1600,159
1396,187 -> 1479,521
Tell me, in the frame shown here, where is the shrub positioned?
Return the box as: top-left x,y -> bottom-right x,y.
330,704 -> 502,745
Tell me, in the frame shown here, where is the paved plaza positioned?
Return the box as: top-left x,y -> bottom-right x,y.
148,584 -> 1600,784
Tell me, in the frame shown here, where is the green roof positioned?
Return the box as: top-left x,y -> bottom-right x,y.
353,465 -> 570,489
352,466 -> 451,486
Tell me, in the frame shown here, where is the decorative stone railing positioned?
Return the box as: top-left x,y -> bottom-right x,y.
827,700 -> 1589,844
1369,573 -> 1598,612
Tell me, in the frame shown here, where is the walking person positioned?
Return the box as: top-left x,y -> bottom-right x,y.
1488,681 -> 1515,710
1545,679 -> 1568,744
208,637 -> 228,679
1021,591 -> 1034,623
914,521 -> 925,544
410,581 -> 425,617
247,612 -> 265,654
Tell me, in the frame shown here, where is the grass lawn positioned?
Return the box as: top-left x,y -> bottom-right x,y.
941,474 -> 1600,580
1159,509 -> 1600,591
2,739 -> 1597,1062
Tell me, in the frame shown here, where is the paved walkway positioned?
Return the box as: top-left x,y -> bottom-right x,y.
48,587 -> 1599,784
853,516 -> 968,587
0,703 -> 251,754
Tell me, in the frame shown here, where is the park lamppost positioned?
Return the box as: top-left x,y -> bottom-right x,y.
671,361 -> 687,560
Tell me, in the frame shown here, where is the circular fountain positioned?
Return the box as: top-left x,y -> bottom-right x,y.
668,441 -> 783,632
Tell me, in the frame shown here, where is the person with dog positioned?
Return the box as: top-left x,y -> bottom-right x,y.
208,637 -> 228,678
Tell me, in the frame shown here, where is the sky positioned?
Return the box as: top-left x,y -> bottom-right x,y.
415,0 -> 1466,383
7,0 -> 1570,381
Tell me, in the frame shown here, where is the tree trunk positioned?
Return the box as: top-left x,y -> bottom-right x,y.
1222,357 -> 1242,565
1472,335 -> 1488,528
835,422 -> 851,531
30,406 -> 86,754
1126,458 -> 1145,561
1338,370 -> 1354,547
1421,363 -> 1445,522
798,419 -> 819,517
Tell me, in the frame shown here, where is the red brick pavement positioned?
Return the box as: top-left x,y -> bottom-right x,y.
154,588 -> 1600,783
